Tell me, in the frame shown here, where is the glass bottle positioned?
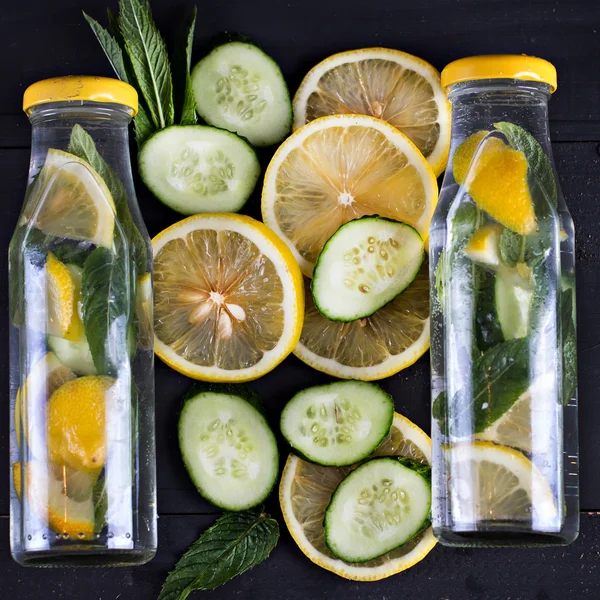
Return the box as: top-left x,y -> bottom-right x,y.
9,76 -> 157,566
429,56 -> 578,547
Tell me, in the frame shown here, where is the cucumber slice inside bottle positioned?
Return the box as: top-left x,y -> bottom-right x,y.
324,457 -> 432,563
47,335 -> 97,376
178,384 -> 278,511
280,381 -> 393,466
191,41 -> 292,147
138,125 -> 260,215
312,216 -> 425,321
495,273 -> 533,340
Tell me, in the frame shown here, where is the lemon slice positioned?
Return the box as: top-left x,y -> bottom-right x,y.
15,351 -> 76,456
47,375 -> 115,473
444,441 -> 557,527
280,412 -> 436,581
152,213 -> 304,382
15,461 -> 96,540
22,149 -> 115,248
294,261 -> 429,380
135,272 -> 154,351
262,114 -> 438,277
293,48 -> 451,175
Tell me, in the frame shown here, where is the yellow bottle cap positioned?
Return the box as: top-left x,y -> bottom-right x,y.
441,55 -> 557,93
23,76 -> 138,115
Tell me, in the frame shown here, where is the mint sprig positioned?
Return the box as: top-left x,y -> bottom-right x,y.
118,0 -> 174,129
158,510 -> 279,600
172,6 -> 197,126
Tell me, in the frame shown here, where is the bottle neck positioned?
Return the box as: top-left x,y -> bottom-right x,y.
447,80 -> 554,160
28,102 -> 134,187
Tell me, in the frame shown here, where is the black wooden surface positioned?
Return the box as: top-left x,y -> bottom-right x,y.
3,0 -> 600,598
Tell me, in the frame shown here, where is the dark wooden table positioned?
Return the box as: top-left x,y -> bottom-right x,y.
3,0 -> 600,598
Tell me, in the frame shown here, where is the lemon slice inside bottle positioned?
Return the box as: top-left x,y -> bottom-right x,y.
262,114 -> 438,277
280,412 -> 436,581
294,261 -> 429,380
293,48 -> 451,175
15,461 -> 96,541
15,351 -> 76,456
21,149 -> 115,248
152,213 -> 304,382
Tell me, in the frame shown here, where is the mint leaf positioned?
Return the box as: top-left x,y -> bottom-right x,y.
83,11 -> 130,83
475,268 -> 504,351
93,475 -> 108,532
158,510 -> 279,600
82,247 -> 130,376
119,0 -> 174,129
440,338 -> 530,437
561,287 -> 577,405
52,243 -> 92,267
433,251 -> 444,309
499,228 -> 521,268
68,124 -> 148,272
493,121 -> 557,207
432,392 -> 447,435
134,102 -> 156,147
173,6 -> 197,125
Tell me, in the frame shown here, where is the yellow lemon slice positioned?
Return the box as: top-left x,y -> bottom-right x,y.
47,375 -> 115,473
15,351 -> 76,456
152,213 -> 304,382
15,461 -> 96,541
444,441 -> 557,528
453,131 -> 536,235
293,48 -> 451,175
135,272 -> 154,351
21,148 -> 115,248
294,261 -> 429,380
262,114 -> 438,277
280,412 -> 436,581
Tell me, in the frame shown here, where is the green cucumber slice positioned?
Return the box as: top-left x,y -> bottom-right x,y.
191,41 -> 292,147
324,457 -> 431,563
280,381 -> 393,466
47,335 -> 97,376
138,125 -> 260,215
178,384 -> 278,511
495,273 -> 533,340
312,216 -> 425,321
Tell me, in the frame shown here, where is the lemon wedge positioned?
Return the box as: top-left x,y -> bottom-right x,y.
21,149 -> 115,248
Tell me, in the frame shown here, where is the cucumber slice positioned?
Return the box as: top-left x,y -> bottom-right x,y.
191,41 -> 292,147
47,335 -> 97,376
178,384 -> 278,511
495,273 -> 533,340
324,457 -> 431,563
281,381 -> 393,466
312,216 -> 425,321
138,125 -> 260,215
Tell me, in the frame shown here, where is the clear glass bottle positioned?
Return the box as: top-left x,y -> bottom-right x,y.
9,76 -> 157,566
429,56 -> 578,547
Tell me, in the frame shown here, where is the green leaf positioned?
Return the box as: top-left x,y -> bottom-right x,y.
432,392 -> 447,435
67,124 -> 148,271
441,338 -> 530,437
81,247 -> 130,376
499,228 -> 521,268
83,11 -> 130,83
396,456 -> 431,480
475,268 -> 504,351
434,251 -> 444,309
134,103 -> 156,147
158,510 -> 279,600
561,287 -> 577,405
51,243 -> 93,268
493,121 -> 557,207
93,475 -> 108,532
119,0 -> 174,129
173,6 -> 197,125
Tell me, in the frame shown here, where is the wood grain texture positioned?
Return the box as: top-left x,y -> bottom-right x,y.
4,0 -> 600,597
